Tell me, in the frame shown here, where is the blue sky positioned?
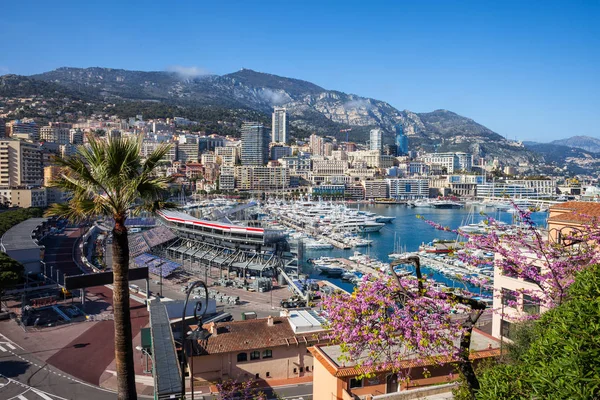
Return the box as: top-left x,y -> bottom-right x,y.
1,0 -> 598,142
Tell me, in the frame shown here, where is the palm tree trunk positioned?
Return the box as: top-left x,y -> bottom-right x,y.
112,217 -> 137,400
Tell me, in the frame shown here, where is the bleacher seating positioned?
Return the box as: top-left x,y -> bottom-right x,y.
133,253 -> 180,278
143,226 -> 177,248
129,235 -> 151,257
125,217 -> 156,227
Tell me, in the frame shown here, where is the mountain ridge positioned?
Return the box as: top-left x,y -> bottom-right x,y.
3,66 -> 541,166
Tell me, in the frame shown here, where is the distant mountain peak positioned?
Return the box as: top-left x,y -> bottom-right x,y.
551,135 -> 600,153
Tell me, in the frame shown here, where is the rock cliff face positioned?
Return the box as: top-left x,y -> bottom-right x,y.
25,67 -> 540,164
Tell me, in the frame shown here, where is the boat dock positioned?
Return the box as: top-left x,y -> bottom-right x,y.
276,216 -> 351,249
419,254 -> 488,279
333,257 -> 382,276
320,280 -> 350,294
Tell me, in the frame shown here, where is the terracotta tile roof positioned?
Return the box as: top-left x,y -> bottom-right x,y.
310,328 -> 502,378
549,201 -> 600,224
192,317 -> 329,355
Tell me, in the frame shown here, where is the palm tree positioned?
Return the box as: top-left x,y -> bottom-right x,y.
47,135 -> 172,400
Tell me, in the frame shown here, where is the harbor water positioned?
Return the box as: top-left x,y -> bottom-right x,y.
304,204 -> 549,294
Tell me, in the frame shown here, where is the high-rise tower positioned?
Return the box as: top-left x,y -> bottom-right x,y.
271,107 -> 288,144
395,124 -> 408,156
241,122 -> 270,166
369,129 -> 383,153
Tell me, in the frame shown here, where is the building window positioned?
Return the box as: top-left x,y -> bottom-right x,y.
349,378 -> 363,389
250,351 -> 260,360
263,349 -> 272,359
237,353 -> 247,362
501,288 -> 517,308
524,266 -> 541,284
266,372 -> 270,378
523,294 -> 540,315
500,319 -> 514,339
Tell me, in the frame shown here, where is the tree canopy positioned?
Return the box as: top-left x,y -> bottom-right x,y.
475,263 -> 600,400
0,252 -> 24,296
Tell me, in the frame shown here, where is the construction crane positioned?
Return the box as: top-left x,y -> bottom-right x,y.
340,128 -> 352,144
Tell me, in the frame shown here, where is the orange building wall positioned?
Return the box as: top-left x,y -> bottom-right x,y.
191,344 -> 314,383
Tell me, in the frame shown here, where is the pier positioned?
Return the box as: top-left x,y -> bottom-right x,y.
275,214 -> 351,249
419,253 -> 490,280
333,257 -> 382,276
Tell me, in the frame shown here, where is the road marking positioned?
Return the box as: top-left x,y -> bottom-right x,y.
32,389 -> 55,400
0,345 -> 6,352
17,395 -> 29,400
6,343 -> 16,350
0,333 -> 24,350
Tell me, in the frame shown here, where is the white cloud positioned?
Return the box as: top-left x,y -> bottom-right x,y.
0,66 -> 9,75
166,65 -> 210,79
258,88 -> 290,105
344,99 -> 373,109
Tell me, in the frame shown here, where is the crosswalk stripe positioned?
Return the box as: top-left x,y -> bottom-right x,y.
32,389 -> 55,400
18,395 -> 28,400
0,345 -> 6,352
6,343 -> 16,350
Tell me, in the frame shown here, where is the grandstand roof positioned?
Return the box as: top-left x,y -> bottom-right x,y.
158,210 -> 265,233
1,218 -> 47,252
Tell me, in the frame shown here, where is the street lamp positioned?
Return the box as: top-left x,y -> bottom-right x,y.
181,280 -> 211,400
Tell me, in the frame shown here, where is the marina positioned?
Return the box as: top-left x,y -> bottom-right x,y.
146,199 -> 549,302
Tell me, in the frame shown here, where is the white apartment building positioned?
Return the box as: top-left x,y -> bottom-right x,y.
476,183 -> 538,198
141,140 -> 177,162
369,129 -> 383,153
235,166 -> 289,191
505,179 -> 557,197
387,178 -> 429,199
40,123 -> 71,145
0,140 -> 43,188
279,156 -> 312,178
421,152 -> 473,173
215,146 -> 240,167
312,159 -> 349,176
347,150 -> 384,168
331,150 -> 348,161
201,153 -> 217,165
178,142 -> 201,163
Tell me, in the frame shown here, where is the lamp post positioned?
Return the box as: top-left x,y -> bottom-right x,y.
181,280 -> 211,400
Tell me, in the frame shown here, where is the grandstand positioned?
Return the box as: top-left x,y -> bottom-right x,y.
128,226 -> 178,257
143,226 -> 177,248
129,235 -> 150,257
134,253 -> 181,278
125,217 -> 156,227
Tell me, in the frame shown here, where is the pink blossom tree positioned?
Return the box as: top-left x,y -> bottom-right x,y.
214,378 -> 267,400
323,255 -> 487,398
422,204 -> 600,311
323,203 -> 600,399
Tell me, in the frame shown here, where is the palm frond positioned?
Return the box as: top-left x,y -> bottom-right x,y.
47,133 -> 172,224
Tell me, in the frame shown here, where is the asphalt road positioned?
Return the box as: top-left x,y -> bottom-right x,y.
0,332 -> 116,400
